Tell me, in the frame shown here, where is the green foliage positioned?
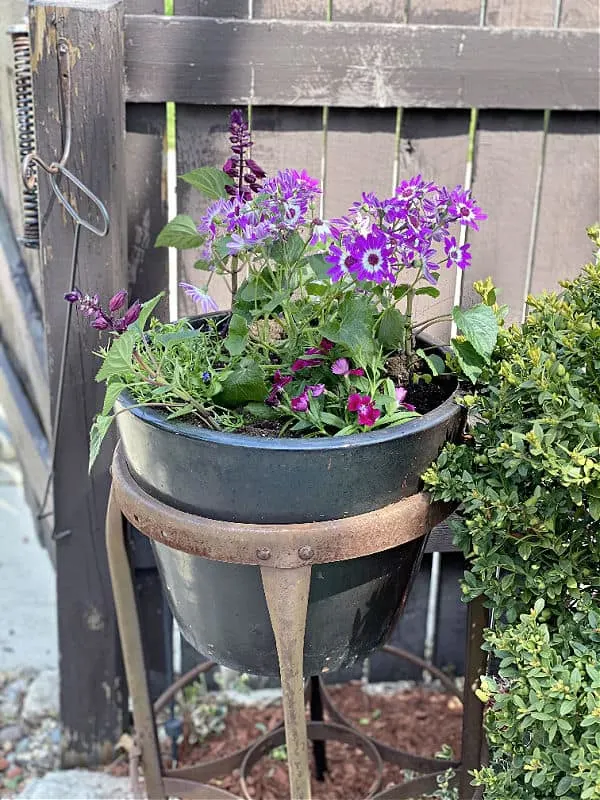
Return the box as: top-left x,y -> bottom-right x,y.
423,233 -> 600,799
179,166 -> 234,199
154,215 -> 204,249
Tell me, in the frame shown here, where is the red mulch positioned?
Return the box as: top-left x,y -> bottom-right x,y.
135,682 -> 463,799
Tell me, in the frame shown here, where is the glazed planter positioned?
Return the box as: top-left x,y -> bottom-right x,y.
115,332 -> 464,677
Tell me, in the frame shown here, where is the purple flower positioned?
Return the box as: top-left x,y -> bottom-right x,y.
309,218 -> 336,245
246,158 -> 266,179
266,369 -> 293,406
444,236 -> 471,270
225,109 -> 265,197
122,300 -> 142,327
331,358 -> 364,377
202,371 -> 211,383
291,390 -> 310,412
307,383 -> 325,397
395,174 -> 433,203
199,198 -> 233,235
305,339 -> 334,355
348,228 -> 393,284
448,187 -> 487,231
64,289 -> 82,303
109,289 -> 128,313
395,386 -> 416,411
347,393 -> 381,427
179,282 -> 218,313
325,239 -> 356,282
291,357 -> 322,372
91,316 -> 110,330
226,221 -> 272,254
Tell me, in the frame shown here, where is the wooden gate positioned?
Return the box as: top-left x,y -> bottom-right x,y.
0,0 -> 598,764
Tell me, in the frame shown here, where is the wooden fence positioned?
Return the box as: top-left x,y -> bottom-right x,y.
0,0 -> 598,764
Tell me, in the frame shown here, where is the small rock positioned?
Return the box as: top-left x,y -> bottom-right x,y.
19,769 -> 135,799
6,765 -> 22,779
0,757 -> 8,771
49,726 -> 61,745
22,669 -> 59,724
0,725 -> 23,744
0,677 -> 28,720
15,737 -> 30,754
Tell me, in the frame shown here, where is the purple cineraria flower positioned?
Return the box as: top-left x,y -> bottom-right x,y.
349,228 -> 393,284
444,236 -> 471,270
226,221 -> 272,254
179,282 -> 218,313
395,174 -> 432,204
309,218 -> 336,245
448,187 -> 487,231
291,390 -> 310,412
326,239 -> 357,282
199,198 -> 233,235
331,358 -> 364,377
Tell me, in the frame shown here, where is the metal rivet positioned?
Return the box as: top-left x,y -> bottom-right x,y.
256,547 -> 271,561
298,545 -> 314,561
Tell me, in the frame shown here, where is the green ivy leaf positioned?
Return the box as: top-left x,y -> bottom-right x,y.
179,166 -> 234,199
155,215 -> 203,249
452,304 -> 499,360
450,338 -> 486,384
224,314 -> 249,356
377,307 -> 407,350
95,330 -> 137,383
89,414 -> 113,472
216,358 -> 267,407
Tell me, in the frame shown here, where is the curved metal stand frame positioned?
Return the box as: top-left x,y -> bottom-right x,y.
106,444 -> 487,800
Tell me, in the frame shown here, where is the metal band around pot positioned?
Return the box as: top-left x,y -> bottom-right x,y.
111,442 -> 454,569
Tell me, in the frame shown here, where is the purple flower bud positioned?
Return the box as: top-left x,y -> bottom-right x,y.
91,316 -> 110,330
64,289 -> 82,303
229,109 -> 244,127
122,300 -> 142,327
246,158 -> 266,179
109,289 -> 128,313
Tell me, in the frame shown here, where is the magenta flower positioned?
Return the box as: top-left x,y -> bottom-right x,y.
266,369 -> 293,406
199,198 -> 233,235
444,236 -> 471,270
309,218 -> 336,245
305,338 -> 334,355
121,300 -> 142,327
291,390 -> 310,412
179,282 -> 218,313
395,386 -> 416,411
307,383 -> 325,397
325,240 -> 356,282
348,228 -> 393,284
395,174 -> 433,203
347,393 -> 381,427
331,358 -> 364,377
448,187 -> 487,231
291,357 -> 322,372
91,316 -> 110,330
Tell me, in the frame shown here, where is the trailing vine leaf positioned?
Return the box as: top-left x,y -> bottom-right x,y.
95,330 -> 137,383
179,166 -> 234,199
89,414 -> 113,472
452,304 -> 498,360
155,215 -> 204,249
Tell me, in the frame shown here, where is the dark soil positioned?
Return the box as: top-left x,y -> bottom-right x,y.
134,682 -> 463,799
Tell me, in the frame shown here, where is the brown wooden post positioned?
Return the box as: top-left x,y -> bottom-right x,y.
29,0 -> 128,766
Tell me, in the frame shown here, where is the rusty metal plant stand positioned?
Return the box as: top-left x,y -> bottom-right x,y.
106,444 -> 488,800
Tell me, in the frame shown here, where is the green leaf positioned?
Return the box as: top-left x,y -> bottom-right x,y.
89,415 -> 113,472
96,330 -> 137,383
135,292 -> 165,333
269,232 -> 305,266
319,412 -> 346,429
224,314 -> 249,356
322,295 -> 376,358
179,166 -> 234,199
245,402 -> 278,420
102,381 -> 126,416
155,215 -> 203,249
450,338 -> 486,384
216,358 -> 267,407
377,307 -> 407,350
415,286 -> 441,298
193,258 -> 213,271
589,496 -> 600,521
416,348 -> 446,377
556,777 -> 572,796
305,253 -> 330,280
452,304 -> 499,360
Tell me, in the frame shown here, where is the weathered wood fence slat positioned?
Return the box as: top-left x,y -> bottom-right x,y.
124,17 -> 600,109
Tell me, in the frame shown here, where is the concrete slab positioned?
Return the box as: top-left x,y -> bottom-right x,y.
19,769 -> 135,799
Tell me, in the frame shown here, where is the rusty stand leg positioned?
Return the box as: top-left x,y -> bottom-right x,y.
459,594 -> 489,800
106,486 -> 165,800
261,566 -> 312,800
309,676 -> 327,781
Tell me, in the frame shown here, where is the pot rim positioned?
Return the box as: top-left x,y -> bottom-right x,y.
117,380 -> 461,453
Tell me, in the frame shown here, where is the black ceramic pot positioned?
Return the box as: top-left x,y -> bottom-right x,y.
115,337 -> 464,677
